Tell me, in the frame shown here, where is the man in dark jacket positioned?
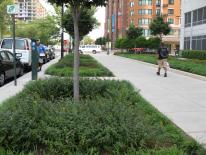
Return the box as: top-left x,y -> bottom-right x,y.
157,44 -> 169,77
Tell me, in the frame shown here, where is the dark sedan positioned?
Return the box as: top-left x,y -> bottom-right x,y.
0,50 -> 24,86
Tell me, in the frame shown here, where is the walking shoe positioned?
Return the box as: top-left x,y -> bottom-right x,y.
156,72 -> 160,76
164,73 -> 167,77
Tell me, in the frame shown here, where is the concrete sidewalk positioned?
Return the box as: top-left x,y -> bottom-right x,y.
92,53 -> 206,147
0,55 -> 59,104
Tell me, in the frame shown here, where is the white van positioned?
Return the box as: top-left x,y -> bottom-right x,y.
79,45 -> 102,54
0,37 -> 32,68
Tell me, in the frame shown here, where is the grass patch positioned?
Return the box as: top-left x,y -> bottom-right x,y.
0,78 -> 205,154
116,53 -> 206,77
46,54 -> 113,77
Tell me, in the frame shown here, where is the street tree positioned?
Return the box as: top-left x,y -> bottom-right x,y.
63,7 -> 99,41
16,16 -> 59,45
48,0 -> 107,102
82,36 -> 94,45
126,24 -> 143,40
95,37 -> 107,45
149,16 -> 171,42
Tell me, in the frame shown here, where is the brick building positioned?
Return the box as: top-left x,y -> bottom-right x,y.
105,0 -> 181,52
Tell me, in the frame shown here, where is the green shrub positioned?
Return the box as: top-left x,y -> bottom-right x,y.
46,54 -> 113,77
182,50 -> 206,60
0,78 -> 205,154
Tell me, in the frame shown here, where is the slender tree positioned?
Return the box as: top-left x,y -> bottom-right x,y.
149,16 -> 171,42
48,0 -> 107,102
126,24 -> 143,40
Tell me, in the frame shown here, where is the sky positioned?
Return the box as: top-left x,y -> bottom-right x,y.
42,1 -> 105,41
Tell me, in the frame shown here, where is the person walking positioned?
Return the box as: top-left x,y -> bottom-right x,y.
156,44 -> 169,77
36,39 -> 45,71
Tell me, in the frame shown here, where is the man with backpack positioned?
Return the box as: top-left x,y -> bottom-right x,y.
156,44 -> 169,77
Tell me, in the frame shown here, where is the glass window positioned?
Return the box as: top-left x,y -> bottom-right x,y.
168,18 -> 174,24
16,40 -> 25,50
168,0 -> 174,4
156,9 -> 161,15
1,39 -> 12,49
168,9 -> 174,14
130,10 -> 134,16
130,1 -> 134,7
139,0 -> 152,6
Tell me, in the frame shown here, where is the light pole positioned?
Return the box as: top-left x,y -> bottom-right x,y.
61,3 -> 64,59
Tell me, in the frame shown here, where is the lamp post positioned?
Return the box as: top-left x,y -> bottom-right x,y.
61,3 -> 64,59
12,14 -> 17,86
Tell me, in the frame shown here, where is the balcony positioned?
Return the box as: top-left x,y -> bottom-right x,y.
156,3 -> 161,7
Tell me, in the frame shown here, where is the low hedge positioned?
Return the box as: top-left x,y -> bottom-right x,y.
182,50 -> 206,60
46,54 -> 113,77
0,78 -> 205,154
116,53 -> 206,77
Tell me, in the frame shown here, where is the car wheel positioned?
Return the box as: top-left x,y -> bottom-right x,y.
92,50 -> 97,54
0,73 -> 5,86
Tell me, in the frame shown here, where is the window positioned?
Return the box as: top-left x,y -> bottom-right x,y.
168,18 -> 174,24
130,10 -> 134,16
191,35 -> 206,50
192,6 -> 206,26
156,0 -> 161,6
168,9 -> 174,14
138,18 -> 151,25
130,1 -> 134,7
139,0 -> 152,6
156,9 -> 161,16
143,29 -> 151,37
184,37 -> 190,50
138,9 -> 152,15
16,40 -> 25,50
168,0 -> 174,4
1,39 -> 12,49
185,12 -> 191,27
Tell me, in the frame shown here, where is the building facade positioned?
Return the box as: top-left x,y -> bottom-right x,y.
14,0 -> 47,21
180,0 -> 206,50
105,0 -> 181,52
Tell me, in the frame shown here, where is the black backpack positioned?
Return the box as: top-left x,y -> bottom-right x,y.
160,48 -> 168,58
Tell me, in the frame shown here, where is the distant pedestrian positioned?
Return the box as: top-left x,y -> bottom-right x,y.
36,39 -> 45,71
156,44 -> 169,77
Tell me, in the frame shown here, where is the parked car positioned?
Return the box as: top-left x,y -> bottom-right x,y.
79,45 -> 102,54
0,37 -> 32,69
0,50 -> 24,86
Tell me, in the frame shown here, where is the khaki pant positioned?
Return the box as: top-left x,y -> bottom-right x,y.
157,59 -> 167,69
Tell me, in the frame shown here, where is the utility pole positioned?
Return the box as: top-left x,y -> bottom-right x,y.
61,3 -> 64,59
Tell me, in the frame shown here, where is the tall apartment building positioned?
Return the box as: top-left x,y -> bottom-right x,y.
105,0 -> 181,51
180,0 -> 206,50
14,0 -> 47,21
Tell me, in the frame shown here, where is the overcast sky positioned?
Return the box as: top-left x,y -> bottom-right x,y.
43,1 -> 105,40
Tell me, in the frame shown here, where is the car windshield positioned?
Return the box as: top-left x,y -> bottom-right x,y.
1,39 -> 25,50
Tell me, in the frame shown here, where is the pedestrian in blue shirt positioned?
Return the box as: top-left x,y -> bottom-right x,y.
36,39 -> 45,71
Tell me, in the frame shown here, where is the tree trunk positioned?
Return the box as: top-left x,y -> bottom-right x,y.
72,8 -> 80,102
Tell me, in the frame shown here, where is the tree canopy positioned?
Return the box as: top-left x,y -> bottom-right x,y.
126,24 -> 143,40
63,7 -> 99,40
95,37 -> 107,45
16,16 -> 59,45
149,16 -> 171,40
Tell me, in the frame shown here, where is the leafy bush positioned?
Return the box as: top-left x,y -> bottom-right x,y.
0,78 -> 205,154
117,53 -> 206,77
182,50 -> 206,60
46,54 -> 113,77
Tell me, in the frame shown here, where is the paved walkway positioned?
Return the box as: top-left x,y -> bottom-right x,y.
0,54 -> 60,104
92,53 -> 206,147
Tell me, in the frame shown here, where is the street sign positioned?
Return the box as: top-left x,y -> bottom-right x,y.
7,4 -> 19,14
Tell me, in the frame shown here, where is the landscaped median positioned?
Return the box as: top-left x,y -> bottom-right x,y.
116,53 -> 206,77
45,54 -> 113,77
0,78 -> 206,154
